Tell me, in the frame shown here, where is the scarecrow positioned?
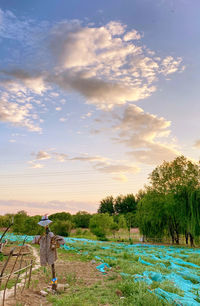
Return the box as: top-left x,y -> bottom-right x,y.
32,215 -> 65,290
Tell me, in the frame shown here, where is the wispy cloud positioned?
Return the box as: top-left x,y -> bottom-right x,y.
36,150 -> 51,160
0,199 -> 97,214
194,140 -> 200,149
29,151 -> 139,180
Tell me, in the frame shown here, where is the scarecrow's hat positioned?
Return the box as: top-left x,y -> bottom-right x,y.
38,214 -> 52,227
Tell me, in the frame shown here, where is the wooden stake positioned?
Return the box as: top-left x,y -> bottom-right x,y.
51,263 -> 57,291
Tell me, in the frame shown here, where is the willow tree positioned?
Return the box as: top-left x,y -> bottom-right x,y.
188,189 -> 200,246
149,155 -> 200,194
148,156 -> 200,245
136,191 -> 167,241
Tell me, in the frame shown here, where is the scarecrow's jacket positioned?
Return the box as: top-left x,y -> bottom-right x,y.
32,232 -> 65,266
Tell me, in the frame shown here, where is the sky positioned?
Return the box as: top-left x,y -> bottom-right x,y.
0,0 -> 200,215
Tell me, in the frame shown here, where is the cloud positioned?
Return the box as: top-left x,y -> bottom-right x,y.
0,92 -> 41,132
94,160 -> 139,174
0,9 -> 184,162
36,150 -> 51,160
59,117 -> 68,122
53,152 -> 68,162
70,154 -> 140,177
123,30 -> 141,41
110,104 -> 180,164
28,161 -> 44,168
0,12 -> 184,113
45,20 -> 183,108
29,151 -> 139,179
112,174 -> 128,182
70,155 -> 106,162
194,140 -> 200,149
0,199 -> 97,215
0,70 -> 48,94
81,112 -> 92,119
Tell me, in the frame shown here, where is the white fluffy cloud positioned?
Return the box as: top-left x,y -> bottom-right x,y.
47,20 -> 183,108
110,104 -> 180,164
0,10 -> 184,166
0,12 -> 184,114
0,92 -> 41,132
123,30 -> 141,41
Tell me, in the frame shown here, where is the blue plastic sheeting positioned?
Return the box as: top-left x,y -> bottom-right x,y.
96,263 -> 110,273
61,244 -> 76,251
101,246 -> 110,250
95,256 -> 102,261
154,288 -> 200,306
104,256 -> 117,261
3,233 -> 200,305
138,257 -> 153,266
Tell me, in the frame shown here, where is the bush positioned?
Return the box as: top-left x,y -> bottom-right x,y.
89,213 -> 114,239
51,220 -> 73,237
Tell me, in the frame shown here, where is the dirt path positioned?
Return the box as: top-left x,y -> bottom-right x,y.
0,244 -> 41,305
3,247 -> 114,306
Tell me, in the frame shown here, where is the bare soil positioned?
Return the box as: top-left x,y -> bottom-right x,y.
3,248 -> 114,306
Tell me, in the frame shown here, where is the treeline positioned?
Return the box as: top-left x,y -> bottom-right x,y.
1,156 -> 199,246
0,209 -> 134,241
136,156 -> 200,246
0,211 -> 92,237
96,156 -> 200,246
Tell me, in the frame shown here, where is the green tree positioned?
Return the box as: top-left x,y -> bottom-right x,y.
49,212 -> 72,222
147,156 -> 200,245
115,194 -> 136,214
73,211 -> 92,228
118,215 -> 127,229
0,214 -> 14,228
89,213 -> 114,240
13,211 -> 28,234
98,196 -> 115,215
24,215 -> 42,235
51,220 -> 73,237
149,155 -> 200,194
175,187 -> 200,246
136,191 -> 167,241
125,212 -> 137,241
110,222 -> 119,239
135,189 -> 146,203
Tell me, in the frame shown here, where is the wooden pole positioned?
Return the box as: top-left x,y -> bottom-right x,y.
51,263 -> 57,291
0,248 -> 15,288
27,260 -> 33,289
14,254 -> 24,296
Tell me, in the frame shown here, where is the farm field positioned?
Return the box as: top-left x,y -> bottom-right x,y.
1,234 -> 200,305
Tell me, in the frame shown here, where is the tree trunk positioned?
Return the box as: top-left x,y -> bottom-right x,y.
189,233 -> 194,247
169,225 -> 175,244
175,232 -> 179,244
185,232 -> 188,245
